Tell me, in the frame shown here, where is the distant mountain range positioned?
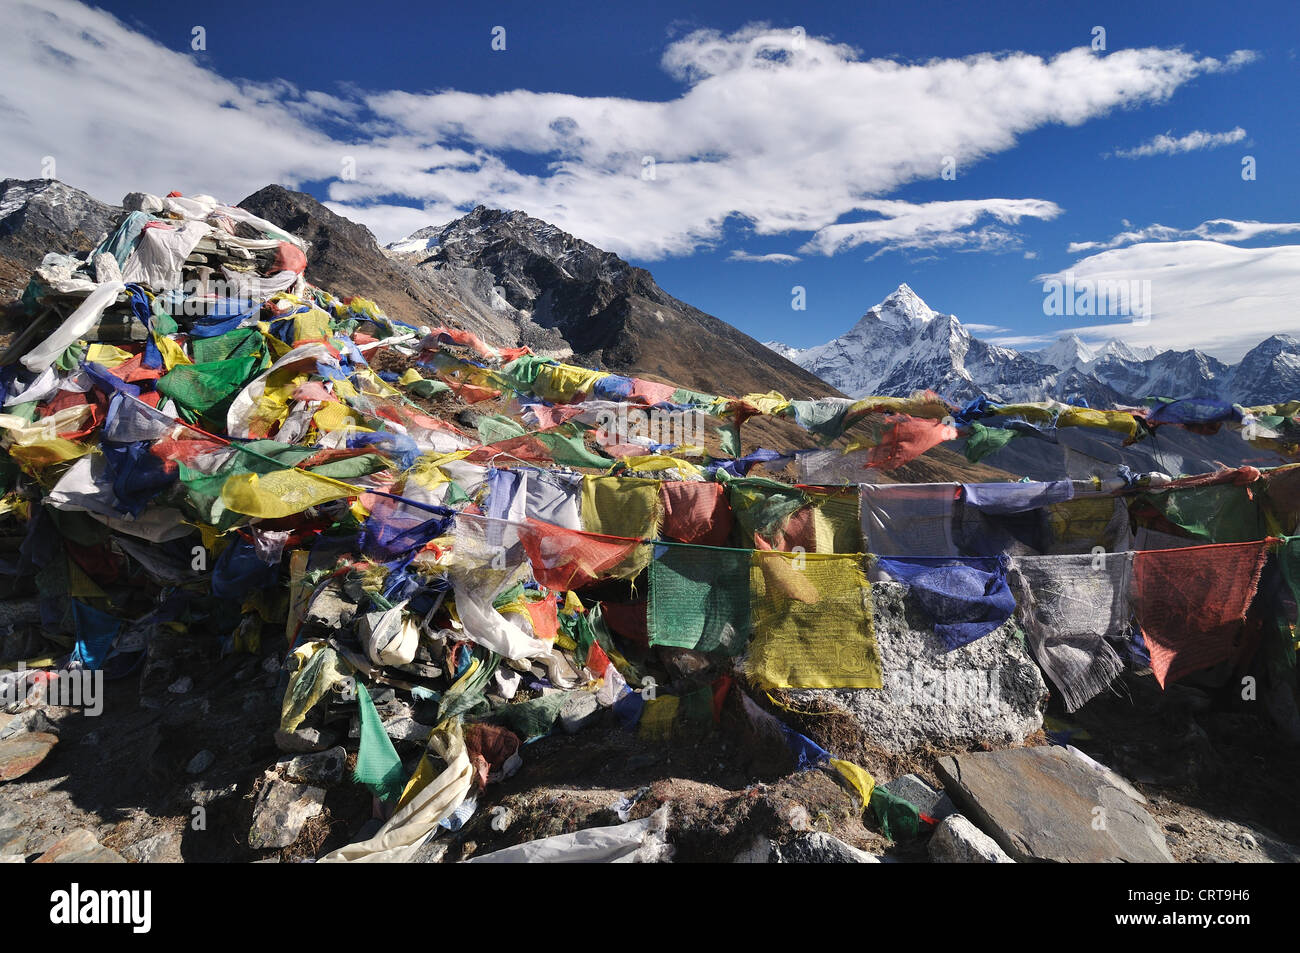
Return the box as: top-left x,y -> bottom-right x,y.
766,283 -> 1300,407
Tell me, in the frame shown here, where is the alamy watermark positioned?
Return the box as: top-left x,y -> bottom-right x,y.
1,664 -> 104,716
887,665 -> 1005,713
1042,271 -> 1151,325
594,405 -> 705,449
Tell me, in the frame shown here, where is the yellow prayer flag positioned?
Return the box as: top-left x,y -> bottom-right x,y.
221,468 -> 356,518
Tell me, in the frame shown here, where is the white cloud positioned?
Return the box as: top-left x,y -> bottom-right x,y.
1038,240 -> 1300,361
964,323 -> 1011,334
727,250 -> 800,264
1068,218 -> 1300,253
0,3 -> 1258,261
800,198 -> 1061,257
1112,126 -> 1247,158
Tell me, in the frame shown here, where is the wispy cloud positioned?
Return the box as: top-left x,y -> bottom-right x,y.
964,323 -> 1011,334
0,2 -> 1258,261
1068,218 -> 1300,253
727,250 -> 800,264
1111,126 -> 1247,159
800,198 -> 1062,258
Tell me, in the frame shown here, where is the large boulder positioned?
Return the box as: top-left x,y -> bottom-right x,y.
935,746 -> 1173,863
793,583 -> 1047,753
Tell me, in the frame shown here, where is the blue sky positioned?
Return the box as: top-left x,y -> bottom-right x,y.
3,0 -> 1297,360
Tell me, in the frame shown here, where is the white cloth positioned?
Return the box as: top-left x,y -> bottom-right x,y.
220,266 -> 301,301
121,221 -> 210,291
859,482 -> 958,557
21,281 -> 124,373
451,577 -> 549,661
467,805 -> 671,863
4,365 -> 92,406
358,601 -> 421,667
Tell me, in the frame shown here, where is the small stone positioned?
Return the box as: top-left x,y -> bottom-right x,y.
1166,822 -> 1188,835
1237,831 -> 1259,851
122,832 -> 181,864
776,832 -> 880,863
882,773 -> 955,821
0,730 -> 58,781
167,676 -> 193,694
184,781 -> 238,806
186,750 -> 215,775
928,814 -> 1015,863
559,692 -> 602,734
248,777 -> 326,850
281,747 -> 346,786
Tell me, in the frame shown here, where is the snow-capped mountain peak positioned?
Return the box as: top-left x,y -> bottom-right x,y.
763,340 -> 804,362
1034,334 -> 1096,372
868,282 -> 939,330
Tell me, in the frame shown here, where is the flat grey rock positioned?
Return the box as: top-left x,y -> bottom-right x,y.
34,829 -> 126,863
0,730 -> 58,781
935,746 -> 1174,863
928,814 -> 1014,863
123,832 -> 182,863
248,776 -> 326,850
792,584 -> 1047,754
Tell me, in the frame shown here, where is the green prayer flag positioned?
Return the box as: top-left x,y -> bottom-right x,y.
353,682 -> 405,804
648,544 -> 750,655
